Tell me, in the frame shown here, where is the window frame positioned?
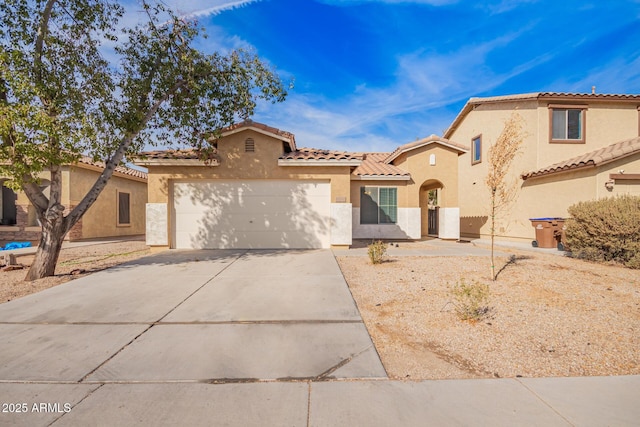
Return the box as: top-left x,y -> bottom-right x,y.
549,104 -> 587,144
360,186 -> 398,225
471,134 -> 482,165
116,190 -> 131,227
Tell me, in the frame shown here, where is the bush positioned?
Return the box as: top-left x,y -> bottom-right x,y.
451,279 -> 490,322
367,240 -> 387,264
565,195 -> 640,268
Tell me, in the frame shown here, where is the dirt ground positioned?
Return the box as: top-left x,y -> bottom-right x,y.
0,240 -> 150,303
337,246 -> 640,380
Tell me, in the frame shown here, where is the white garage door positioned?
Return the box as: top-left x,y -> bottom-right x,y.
173,180 -> 331,249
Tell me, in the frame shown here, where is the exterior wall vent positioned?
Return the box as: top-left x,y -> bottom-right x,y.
245,138 -> 255,152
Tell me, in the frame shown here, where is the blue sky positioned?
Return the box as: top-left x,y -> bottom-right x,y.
129,0 -> 640,153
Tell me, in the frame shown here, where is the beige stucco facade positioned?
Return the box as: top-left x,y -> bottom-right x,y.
0,164 -> 147,244
447,93 -> 640,243
139,123 -> 465,250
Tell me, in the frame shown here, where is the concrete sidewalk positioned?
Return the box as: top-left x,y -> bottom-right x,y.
1,376 -> 638,426
0,248 -> 638,426
335,237 -> 567,258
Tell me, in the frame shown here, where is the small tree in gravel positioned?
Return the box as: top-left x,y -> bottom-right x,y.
486,112 -> 524,281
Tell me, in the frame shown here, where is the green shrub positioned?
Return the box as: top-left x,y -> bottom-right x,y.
565,195 -> 640,268
367,240 -> 387,264
451,279 -> 490,322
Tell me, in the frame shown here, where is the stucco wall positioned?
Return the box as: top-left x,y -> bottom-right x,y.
67,166 -> 147,240
146,130 -> 353,249
535,102 -> 639,167
453,98 -> 640,242
392,144 -> 461,208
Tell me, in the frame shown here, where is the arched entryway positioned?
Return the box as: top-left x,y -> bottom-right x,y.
419,180 -> 444,237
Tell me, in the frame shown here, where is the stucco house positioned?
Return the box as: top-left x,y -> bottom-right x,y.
445,92 -> 640,244
0,158 -> 148,244
136,121 -> 467,250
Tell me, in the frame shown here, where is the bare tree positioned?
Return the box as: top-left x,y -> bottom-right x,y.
485,112 -> 524,281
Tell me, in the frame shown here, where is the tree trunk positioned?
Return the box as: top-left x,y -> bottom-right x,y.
490,189 -> 496,281
24,215 -> 67,281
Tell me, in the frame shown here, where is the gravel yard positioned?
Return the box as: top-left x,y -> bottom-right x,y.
337,244 -> 640,380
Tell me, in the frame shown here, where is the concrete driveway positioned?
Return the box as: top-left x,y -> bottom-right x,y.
0,250 -> 385,383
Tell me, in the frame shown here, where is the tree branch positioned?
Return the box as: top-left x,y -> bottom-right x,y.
22,181 -> 50,212
34,0 -> 58,87
64,81 -> 185,231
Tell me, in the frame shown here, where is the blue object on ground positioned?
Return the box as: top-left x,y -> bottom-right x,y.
0,242 -> 32,251
529,217 -> 564,221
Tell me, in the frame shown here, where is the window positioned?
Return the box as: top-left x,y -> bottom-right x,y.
360,187 -> 397,224
117,191 -> 131,226
245,138 -> 255,152
471,135 -> 482,165
550,105 -> 586,143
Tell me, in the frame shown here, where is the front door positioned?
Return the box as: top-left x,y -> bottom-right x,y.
428,207 -> 439,236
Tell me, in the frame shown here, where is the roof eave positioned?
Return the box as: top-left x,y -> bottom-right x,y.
278,159 -> 362,166
134,159 -> 217,166
351,175 -> 411,181
71,161 -> 147,182
385,140 -> 469,164
521,163 -> 595,181
221,126 -> 296,150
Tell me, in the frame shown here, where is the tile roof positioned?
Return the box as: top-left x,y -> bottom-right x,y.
279,148 -> 363,161
136,149 -> 201,160
383,135 -> 469,163
521,136 -> 640,180
444,92 -> 640,139
78,156 -> 148,180
352,153 -> 410,177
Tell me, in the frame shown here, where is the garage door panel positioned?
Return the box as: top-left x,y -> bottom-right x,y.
173,180 -> 331,249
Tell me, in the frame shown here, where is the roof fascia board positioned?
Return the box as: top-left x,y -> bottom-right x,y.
278,159 -> 362,166
71,162 -> 148,182
351,175 -> 411,181
521,148 -> 640,181
385,140 -> 468,164
222,126 -> 291,143
134,159 -> 217,167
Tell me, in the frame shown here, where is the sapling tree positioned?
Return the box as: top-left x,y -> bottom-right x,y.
0,0 -> 288,280
485,112 -> 524,281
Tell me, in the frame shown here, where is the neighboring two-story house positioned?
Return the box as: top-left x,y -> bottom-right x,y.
445,92 -> 640,244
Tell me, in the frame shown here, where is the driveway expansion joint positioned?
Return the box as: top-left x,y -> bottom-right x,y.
515,378 -> 577,426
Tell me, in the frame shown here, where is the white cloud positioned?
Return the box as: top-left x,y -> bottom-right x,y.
162,0 -> 263,19
254,31 -> 557,152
